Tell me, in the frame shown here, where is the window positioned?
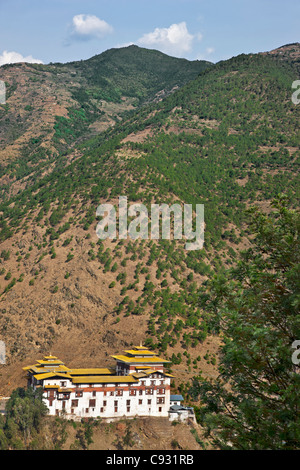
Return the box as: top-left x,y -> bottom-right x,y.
103,401 -> 107,407
147,399 -> 152,405
139,399 -> 142,405
127,407 -> 130,412
139,389 -> 143,395
71,399 -> 78,407
75,391 -> 83,397
92,391 -> 96,397
126,400 -> 130,406
157,388 -> 165,395
89,399 -> 96,408
60,393 -> 69,400
129,389 -> 136,396
157,397 -> 165,404
116,390 -> 123,396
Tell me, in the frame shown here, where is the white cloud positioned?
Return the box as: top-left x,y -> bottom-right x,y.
196,47 -> 215,61
206,47 -> 215,55
70,14 -> 113,40
0,50 -> 43,67
196,33 -> 204,42
137,22 -> 200,57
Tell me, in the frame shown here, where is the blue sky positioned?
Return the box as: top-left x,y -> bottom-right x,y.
0,0 -> 299,66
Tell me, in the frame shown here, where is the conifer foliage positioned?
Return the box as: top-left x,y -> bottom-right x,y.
192,197 -> 300,449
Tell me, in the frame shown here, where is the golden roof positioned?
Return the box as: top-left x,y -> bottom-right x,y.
33,372 -> 72,380
124,349 -> 156,356
36,359 -> 64,365
72,375 -> 138,384
111,354 -> 170,364
68,368 -> 114,376
132,369 -> 174,379
23,346 -> 172,386
26,364 -> 69,371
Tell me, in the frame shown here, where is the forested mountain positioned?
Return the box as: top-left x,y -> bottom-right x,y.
0,45 -> 211,167
0,43 -> 299,449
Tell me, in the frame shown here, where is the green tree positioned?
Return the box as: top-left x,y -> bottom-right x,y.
193,198 -> 300,450
0,415 -> 9,450
51,416 -> 68,450
70,419 -> 94,450
4,387 -> 48,449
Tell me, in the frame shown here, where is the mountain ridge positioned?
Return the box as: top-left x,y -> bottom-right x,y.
0,45 -> 212,167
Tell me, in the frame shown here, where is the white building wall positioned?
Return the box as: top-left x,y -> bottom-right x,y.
42,376 -> 171,419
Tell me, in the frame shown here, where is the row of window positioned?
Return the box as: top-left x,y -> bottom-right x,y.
48,389 -> 167,401
69,405 -> 166,415
70,397 -> 166,408
60,379 -> 166,388
73,388 -> 165,397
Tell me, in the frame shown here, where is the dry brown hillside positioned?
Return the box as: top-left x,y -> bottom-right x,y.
0,212 -> 221,397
